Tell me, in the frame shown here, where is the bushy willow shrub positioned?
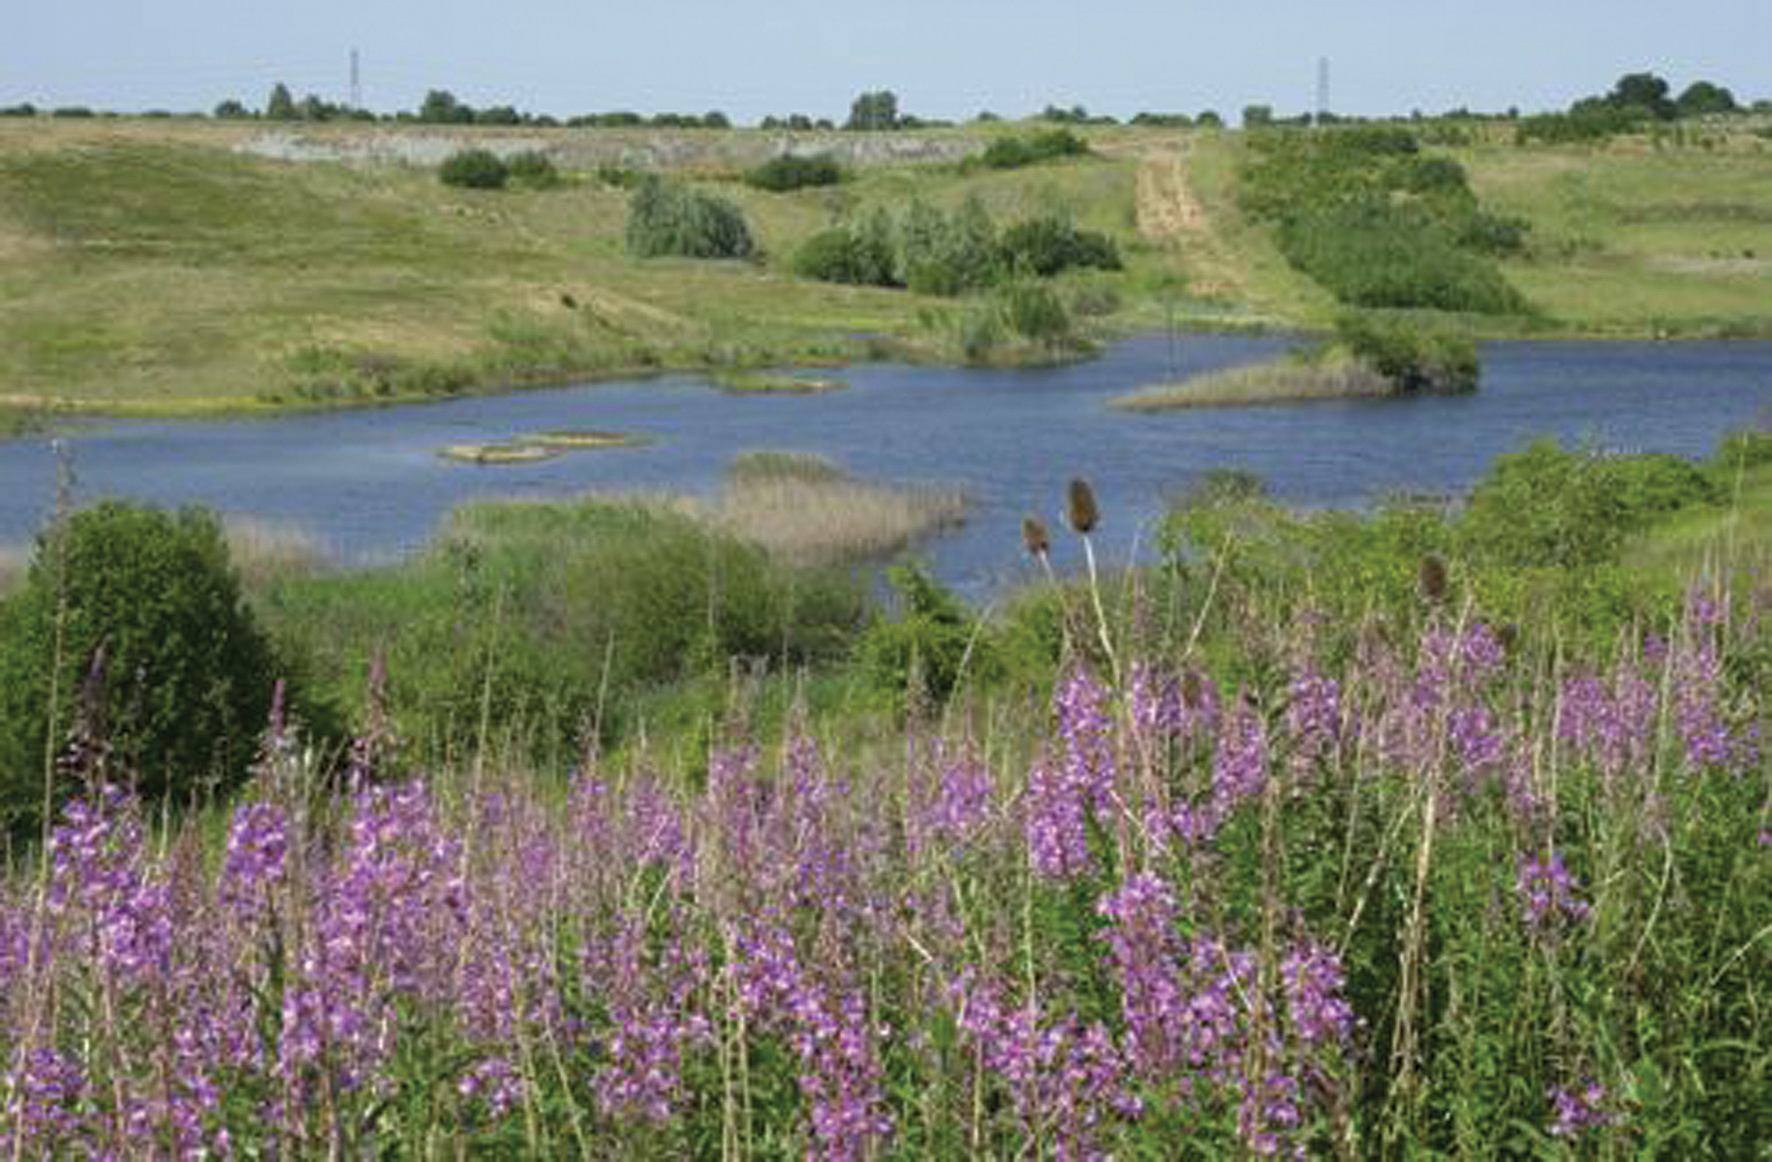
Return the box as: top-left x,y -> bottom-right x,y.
625,174 -> 755,259
1332,311 -> 1480,393
505,149 -> 560,188
744,153 -> 844,192
793,200 -> 1117,295
0,503 -> 279,836
977,128 -> 1089,170
1241,127 -> 1531,315
438,148 -> 509,189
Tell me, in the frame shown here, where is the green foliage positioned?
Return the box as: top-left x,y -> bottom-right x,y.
1674,80 -> 1738,118
258,500 -> 863,760
624,175 -> 755,260
504,150 -> 559,189
1241,127 -> 1530,315
265,83 -> 296,121
994,281 -> 1074,347
438,148 -> 510,190
0,503 -> 279,835
978,129 -> 1089,170
792,223 -> 897,287
1461,440 -> 1723,569
845,90 -> 900,131
1332,311 -> 1479,393
899,197 -> 1001,295
997,215 -> 1122,277
744,153 -> 844,192
856,562 -> 983,704
1515,105 -> 1645,145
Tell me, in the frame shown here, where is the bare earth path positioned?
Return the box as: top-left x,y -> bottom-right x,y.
1131,142 -> 1246,301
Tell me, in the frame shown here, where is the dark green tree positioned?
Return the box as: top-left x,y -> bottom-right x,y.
265,82 -> 296,121
1606,71 -> 1675,119
846,90 -> 900,131
0,503 -> 280,837
1675,80 -> 1738,117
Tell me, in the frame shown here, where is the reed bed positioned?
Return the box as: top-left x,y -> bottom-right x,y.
0,587 -> 1761,1156
1113,356 -> 1392,411
221,517 -> 333,588
711,451 -> 968,568
0,544 -> 27,596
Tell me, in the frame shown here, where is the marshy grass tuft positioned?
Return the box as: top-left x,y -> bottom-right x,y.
1112,356 -> 1392,411
0,542 -> 29,596
712,451 -> 967,568
222,517 -> 333,587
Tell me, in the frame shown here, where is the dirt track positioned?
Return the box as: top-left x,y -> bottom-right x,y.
1131,143 -> 1243,300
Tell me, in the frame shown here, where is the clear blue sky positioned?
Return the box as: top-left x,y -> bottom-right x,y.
4,1 -> 1765,121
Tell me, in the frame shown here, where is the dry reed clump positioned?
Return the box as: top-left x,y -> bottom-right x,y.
712,451 -> 967,568
221,517 -> 332,587
0,542 -> 29,596
1111,357 -> 1393,411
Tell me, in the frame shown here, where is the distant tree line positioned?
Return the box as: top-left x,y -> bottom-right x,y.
1517,71 -> 1749,144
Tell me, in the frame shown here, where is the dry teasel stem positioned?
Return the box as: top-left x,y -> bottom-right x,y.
1418,555 -> 1449,604
1022,516 -> 1051,557
1066,478 -> 1099,534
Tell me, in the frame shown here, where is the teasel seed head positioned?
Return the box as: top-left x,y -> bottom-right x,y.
1022,516 -> 1051,557
1066,478 -> 1099,534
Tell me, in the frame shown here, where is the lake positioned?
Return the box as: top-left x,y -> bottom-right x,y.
2,335 -> 1768,598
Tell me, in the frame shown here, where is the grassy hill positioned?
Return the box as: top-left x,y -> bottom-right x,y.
1,118 -> 1768,416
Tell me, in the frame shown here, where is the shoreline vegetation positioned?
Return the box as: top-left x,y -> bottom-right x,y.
1,115 -> 1767,424
1115,354 -> 1391,410
0,431 -> 1764,1155
437,429 -> 652,464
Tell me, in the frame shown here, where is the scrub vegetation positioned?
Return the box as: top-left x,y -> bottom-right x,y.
0,430 -> 1764,1156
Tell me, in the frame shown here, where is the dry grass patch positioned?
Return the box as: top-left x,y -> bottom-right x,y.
222,517 -> 332,587
710,452 -> 967,567
1114,357 -> 1390,411
0,543 -> 28,596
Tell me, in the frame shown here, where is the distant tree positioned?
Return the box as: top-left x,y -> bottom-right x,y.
476,104 -> 521,126
1675,80 -> 1738,118
1242,104 -> 1275,128
439,148 -> 510,189
296,94 -> 333,122
703,110 -> 731,129
846,90 -> 900,131
419,89 -> 475,124
213,99 -> 250,119
266,82 -> 296,121
1197,109 -> 1224,128
1606,71 -> 1675,119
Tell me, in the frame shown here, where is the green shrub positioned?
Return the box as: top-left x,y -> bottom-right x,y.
979,129 -> 1089,170
856,563 -> 984,704
1460,440 -> 1722,568
792,209 -> 899,286
995,281 -> 1075,347
439,148 -> 510,189
899,198 -> 1001,295
1332,312 -> 1480,393
625,174 -> 755,260
744,153 -> 844,192
998,215 -> 1122,277
0,503 -> 279,836
258,500 -> 863,760
505,150 -> 559,188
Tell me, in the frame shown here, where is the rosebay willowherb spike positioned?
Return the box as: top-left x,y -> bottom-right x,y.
1067,478 -> 1099,534
1022,516 -> 1051,557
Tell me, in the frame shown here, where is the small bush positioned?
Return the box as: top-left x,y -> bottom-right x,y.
998,216 -> 1121,277
625,175 -> 755,260
857,562 -> 984,704
0,504 -> 279,836
995,281 -> 1075,348
745,153 -> 844,192
1333,312 -> 1480,393
793,226 -> 897,287
505,150 -> 560,188
439,148 -> 509,189
979,129 -> 1089,170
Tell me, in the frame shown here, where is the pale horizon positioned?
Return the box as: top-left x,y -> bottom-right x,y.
3,1 -> 1767,124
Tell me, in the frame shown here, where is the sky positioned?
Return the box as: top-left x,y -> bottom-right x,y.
3,1 -> 1766,123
